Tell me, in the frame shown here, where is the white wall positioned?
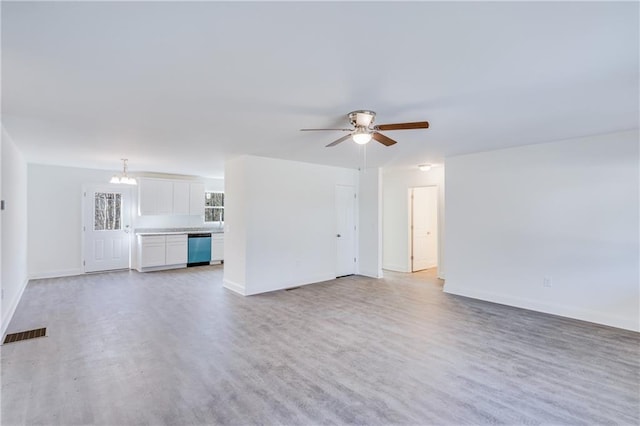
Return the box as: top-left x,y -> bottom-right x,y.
28,164 -> 224,279
444,130 -> 639,331
0,129 -> 2,326
223,157 -> 247,293
1,128 -> 28,337
382,166 -> 445,276
28,164 -> 117,278
224,156 -> 359,295
358,168 -> 383,278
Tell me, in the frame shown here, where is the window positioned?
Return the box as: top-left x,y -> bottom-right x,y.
205,192 -> 224,223
94,192 -> 122,230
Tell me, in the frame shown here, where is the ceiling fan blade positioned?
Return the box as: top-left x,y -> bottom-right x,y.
326,134 -> 353,147
300,128 -> 352,132
374,121 -> 429,131
372,132 -> 397,146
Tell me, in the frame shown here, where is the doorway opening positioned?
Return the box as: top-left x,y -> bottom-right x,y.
409,186 -> 438,273
335,184 -> 356,277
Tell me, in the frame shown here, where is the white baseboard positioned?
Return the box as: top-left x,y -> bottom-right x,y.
1,277 -> 29,341
223,279 -> 246,296
443,283 -> 640,332
359,269 -> 383,279
382,263 -> 410,273
28,268 -> 84,280
137,264 -> 185,273
245,274 -> 336,296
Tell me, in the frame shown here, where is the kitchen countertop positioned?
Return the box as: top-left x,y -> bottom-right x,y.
135,227 -> 224,235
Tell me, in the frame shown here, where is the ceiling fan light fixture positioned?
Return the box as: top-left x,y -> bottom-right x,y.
418,164 -> 432,172
352,127 -> 372,145
301,109 -> 428,148
110,158 -> 137,185
350,110 -> 376,127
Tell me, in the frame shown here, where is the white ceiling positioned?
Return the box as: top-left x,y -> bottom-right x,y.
2,1 -> 638,178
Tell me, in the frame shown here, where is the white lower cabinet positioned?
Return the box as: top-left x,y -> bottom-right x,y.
138,234 -> 187,271
139,236 -> 166,268
211,233 -> 224,263
165,235 -> 188,265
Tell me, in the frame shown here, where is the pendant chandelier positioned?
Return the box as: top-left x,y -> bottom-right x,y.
110,158 -> 137,185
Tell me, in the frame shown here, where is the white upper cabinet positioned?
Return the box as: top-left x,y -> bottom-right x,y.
138,178 -> 205,216
172,181 -> 190,215
189,182 -> 205,216
138,178 -> 173,215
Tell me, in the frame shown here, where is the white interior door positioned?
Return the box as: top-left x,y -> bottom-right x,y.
336,185 -> 356,277
83,185 -> 131,272
411,186 -> 438,272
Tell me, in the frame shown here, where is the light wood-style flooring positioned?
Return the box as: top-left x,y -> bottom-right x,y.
2,266 -> 639,425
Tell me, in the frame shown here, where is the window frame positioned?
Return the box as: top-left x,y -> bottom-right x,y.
204,191 -> 224,224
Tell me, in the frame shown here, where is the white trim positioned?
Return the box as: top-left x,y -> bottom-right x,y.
443,283 -> 640,332
28,268 -> 84,280
236,274 -> 338,296
359,269 -> 383,279
382,263 -> 410,273
246,274 -> 337,296
223,279 -> 246,296
1,277 -> 29,341
136,264 -> 185,273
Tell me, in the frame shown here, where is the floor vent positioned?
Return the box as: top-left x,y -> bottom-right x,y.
3,328 -> 46,344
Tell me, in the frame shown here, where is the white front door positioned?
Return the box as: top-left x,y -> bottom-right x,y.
411,186 -> 438,272
83,186 -> 131,272
336,185 -> 356,277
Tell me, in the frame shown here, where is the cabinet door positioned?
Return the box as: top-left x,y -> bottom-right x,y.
189,183 -> 205,215
138,178 -> 156,215
139,236 -> 166,267
172,182 -> 190,215
139,179 -> 173,215
155,180 -> 173,215
165,235 -> 188,265
211,234 -> 224,261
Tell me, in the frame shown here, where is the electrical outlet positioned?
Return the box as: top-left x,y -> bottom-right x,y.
543,276 -> 553,288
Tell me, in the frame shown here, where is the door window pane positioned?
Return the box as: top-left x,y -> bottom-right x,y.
94,193 -> 122,230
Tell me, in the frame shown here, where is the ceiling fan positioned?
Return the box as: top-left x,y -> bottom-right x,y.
300,110 -> 429,147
